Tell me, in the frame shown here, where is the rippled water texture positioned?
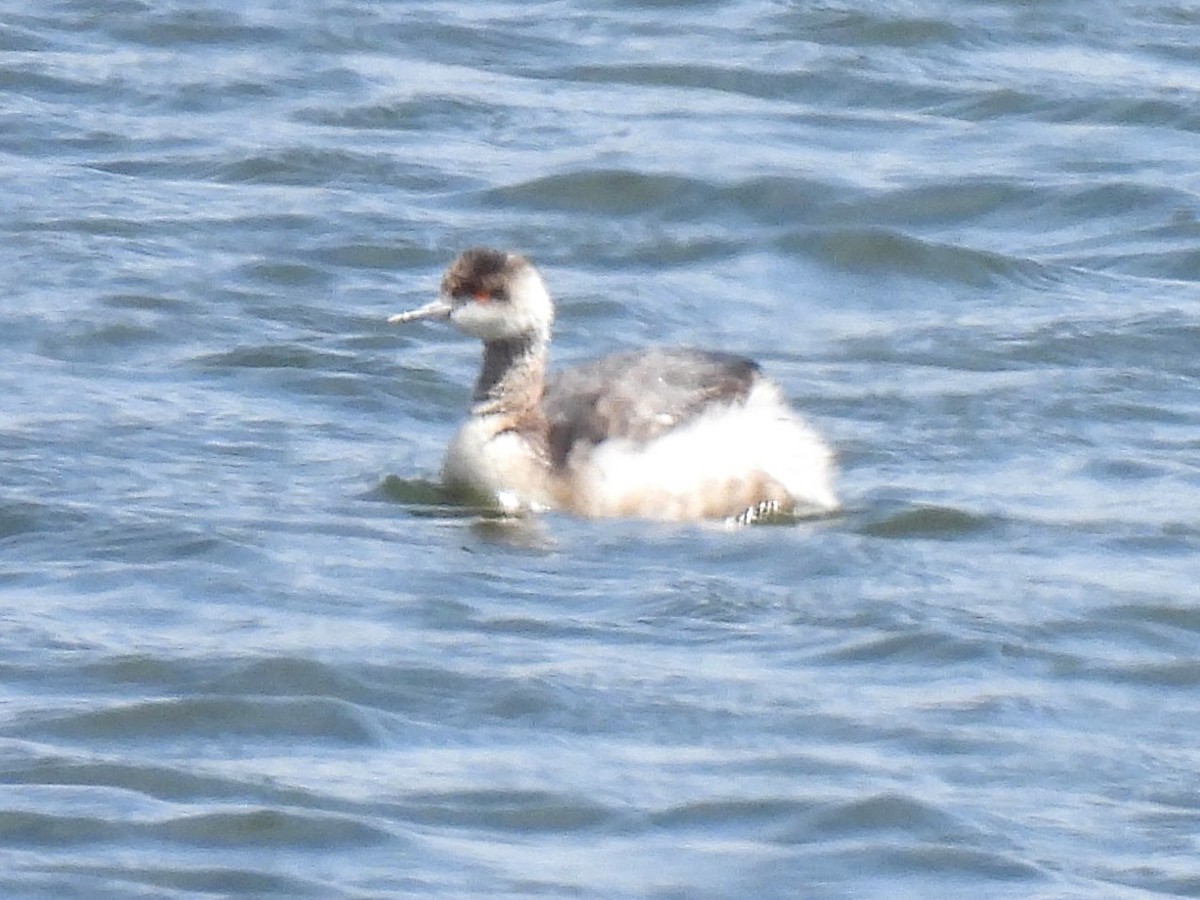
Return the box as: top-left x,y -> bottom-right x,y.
3,1 -> 1200,897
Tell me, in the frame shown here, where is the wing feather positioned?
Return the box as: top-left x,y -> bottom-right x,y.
542,348 -> 760,468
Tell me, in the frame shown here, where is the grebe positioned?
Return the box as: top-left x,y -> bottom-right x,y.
390,248 -> 838,522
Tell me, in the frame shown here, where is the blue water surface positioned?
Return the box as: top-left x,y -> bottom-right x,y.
2,1 -> 1199,897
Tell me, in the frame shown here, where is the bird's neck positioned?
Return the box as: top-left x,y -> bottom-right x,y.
473,333 -> 547,417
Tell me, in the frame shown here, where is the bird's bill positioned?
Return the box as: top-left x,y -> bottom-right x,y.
388,297 -> 452,324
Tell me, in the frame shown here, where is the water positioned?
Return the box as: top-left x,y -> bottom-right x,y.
2,1 -> 1199,896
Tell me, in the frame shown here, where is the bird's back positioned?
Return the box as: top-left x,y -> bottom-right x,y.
542,348 -> 761,467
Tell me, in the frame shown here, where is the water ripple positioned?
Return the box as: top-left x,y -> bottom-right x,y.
486,169 -> 713,217
157,808 -> 390,848
856,504 -> 999,540
19,697 -> 378,745
781,227 -> 1052,286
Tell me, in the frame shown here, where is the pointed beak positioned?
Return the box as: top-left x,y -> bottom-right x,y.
388,296 -> 452,324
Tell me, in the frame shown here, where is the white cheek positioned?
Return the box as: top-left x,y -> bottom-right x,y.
452,302 -> 547,341
451,303 -> 511,340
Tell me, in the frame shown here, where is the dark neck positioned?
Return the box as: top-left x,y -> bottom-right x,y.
473,333 -> 547,415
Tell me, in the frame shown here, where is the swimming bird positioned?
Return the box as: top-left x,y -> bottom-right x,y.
390,248 -> 838,522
